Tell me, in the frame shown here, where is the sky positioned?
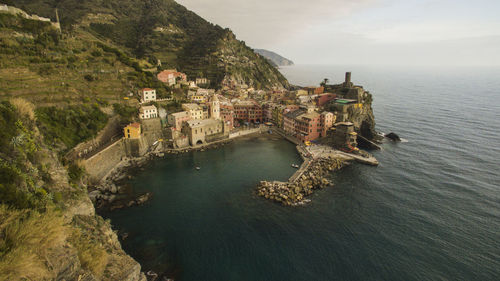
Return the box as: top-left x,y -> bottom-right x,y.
175,0 -> 500,66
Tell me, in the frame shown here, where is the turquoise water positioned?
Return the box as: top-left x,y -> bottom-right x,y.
104,65 -> 500,280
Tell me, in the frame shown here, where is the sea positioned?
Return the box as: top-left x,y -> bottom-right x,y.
103,65 -> 500,281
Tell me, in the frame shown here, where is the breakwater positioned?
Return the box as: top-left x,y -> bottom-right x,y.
257,156 -> 349,206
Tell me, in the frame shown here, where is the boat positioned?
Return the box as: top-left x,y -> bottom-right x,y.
291,164 -> 299,168
195,166 -> 201,170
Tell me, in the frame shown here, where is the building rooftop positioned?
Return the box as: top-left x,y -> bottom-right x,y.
140,88 -> 155,92
140,105 -> 157,111
182,103 -> 201,111
299,112 -> 321,120
335,99 -> 357,104
128,122 -> 141,129
284,109 -> 307,119
186,118 -> 220,128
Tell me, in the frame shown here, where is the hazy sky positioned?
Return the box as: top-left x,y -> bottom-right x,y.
176,0 -> 500,66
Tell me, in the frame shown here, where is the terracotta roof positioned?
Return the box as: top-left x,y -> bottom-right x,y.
141,88 -> 155,91
129,122 -> 141,129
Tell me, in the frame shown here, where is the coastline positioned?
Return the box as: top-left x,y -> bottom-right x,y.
89,129 -> 278,211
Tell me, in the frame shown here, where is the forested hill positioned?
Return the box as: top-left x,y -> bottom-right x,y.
3,0 -> 289,89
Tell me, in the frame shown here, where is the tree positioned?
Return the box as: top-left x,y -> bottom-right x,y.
320,78 -> 329,87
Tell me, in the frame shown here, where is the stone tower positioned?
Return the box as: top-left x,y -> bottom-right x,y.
343,72 -> 353,88
210,94 -> 220,120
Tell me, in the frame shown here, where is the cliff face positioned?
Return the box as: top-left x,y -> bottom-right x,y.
0,100 -> 145,281
325,84 -> 378,141
8,0 -> 289,89
217,33 -> 290,89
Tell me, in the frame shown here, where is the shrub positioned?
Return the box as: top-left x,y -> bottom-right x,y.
90,50 -> 102,57
84,74 -> 95,82
37,64 -> 54,76
0,206 -> 67,281
36,104 -> 108,150
67,162 -> 84,184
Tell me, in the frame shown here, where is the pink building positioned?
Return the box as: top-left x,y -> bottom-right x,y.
220,104 -> 234,130
157,69 -> 187,86
168,111 -> 191,131
284,109 -> 335,143
320,112 -> 335,136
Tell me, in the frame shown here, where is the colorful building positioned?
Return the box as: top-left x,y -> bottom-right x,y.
316,93 -> 337,107
220,103 -> 234,130
168,111 -> 191,131
283,109 -> 335,143
233,100 -> 263,124
124,123 -> 141,139
157,69 -> 187,86
182,103 -> 204,120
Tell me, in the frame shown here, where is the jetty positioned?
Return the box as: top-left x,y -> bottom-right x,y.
256,143 -> 378,206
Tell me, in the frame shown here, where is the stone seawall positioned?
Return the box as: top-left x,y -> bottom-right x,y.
257,157 -> 349,206
83,138 -> 126,183
229,127 -> 262,138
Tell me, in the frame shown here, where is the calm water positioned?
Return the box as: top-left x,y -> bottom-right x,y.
105,65 -> 500,280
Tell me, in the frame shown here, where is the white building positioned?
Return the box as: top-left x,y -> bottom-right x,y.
139,105 -> 158,119
138,88 -> 156,103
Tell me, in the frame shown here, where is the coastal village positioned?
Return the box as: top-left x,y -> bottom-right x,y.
121,71 -> 371,154
77,69 -> 380,208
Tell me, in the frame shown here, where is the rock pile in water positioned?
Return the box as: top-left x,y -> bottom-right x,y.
257,157 -> 348,206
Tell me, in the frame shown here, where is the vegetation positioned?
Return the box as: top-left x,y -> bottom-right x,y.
112,103 -> 137,122
36,104 -> 108,150
0,206 -> 67,281
8,0 -> 289,89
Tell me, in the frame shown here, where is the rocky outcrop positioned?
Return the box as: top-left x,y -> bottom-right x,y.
385,132 -> 401,142
257,157 -> 349,206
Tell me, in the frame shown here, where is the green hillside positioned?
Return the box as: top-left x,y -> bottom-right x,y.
3,0 -> 289,92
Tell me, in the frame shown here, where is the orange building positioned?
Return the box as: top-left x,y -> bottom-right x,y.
124,123 -> 141,139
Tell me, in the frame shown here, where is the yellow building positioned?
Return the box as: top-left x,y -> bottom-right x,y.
190,95 -> 207,103
182,103 -> 204,120
124,123 -> 141,139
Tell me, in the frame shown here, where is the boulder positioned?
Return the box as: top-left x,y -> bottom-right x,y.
385,132 -> 401,142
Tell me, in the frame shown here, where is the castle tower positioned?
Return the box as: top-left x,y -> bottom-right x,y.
210,94 -> 220,120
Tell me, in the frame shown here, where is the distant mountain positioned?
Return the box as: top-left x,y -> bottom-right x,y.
254,49 -> 294,67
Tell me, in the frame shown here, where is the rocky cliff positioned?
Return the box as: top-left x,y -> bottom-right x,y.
0,100 -> 146,281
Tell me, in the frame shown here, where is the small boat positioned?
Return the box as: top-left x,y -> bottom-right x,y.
195,166 -> 201,170
291,164 -> 299,168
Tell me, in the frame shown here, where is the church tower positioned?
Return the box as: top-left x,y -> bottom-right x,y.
210,94 -> 220,120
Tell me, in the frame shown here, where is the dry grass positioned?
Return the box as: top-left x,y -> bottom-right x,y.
69,230 -> 110,279
10,98 -> 36,120
0,205 -> 68,281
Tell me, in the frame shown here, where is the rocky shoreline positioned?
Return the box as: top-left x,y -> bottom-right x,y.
257,157 -> 350,206
88,139 -> 235,211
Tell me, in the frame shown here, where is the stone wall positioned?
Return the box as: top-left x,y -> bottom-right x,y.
0,4 -> 60,30
83,138 -> 126,183
229,127 -> 261,139
66,116 -> 122,161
